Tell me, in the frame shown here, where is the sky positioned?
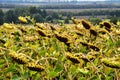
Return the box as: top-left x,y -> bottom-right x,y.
44,0 -> 106,1
0,0 -> 106,2
24,0 -> 106,1
28,0 -> 106,1
78,0 -> 105,1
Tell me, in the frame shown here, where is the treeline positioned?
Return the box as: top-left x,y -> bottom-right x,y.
0,6 -> 120,25
38,4 -> 120,9
1,4 -> 120,9
0,7 -> 64,25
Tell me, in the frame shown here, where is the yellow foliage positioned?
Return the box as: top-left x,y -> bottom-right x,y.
3,23 -> 14,29
18,16 -> 28,23
101,57 -> 120,68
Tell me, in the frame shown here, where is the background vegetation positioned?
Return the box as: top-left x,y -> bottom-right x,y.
0,4 -> 120,25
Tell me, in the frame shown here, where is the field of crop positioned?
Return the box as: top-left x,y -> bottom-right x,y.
0,16 -> 120,80
45,8 -> 120,13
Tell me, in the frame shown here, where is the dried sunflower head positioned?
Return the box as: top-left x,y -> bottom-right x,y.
103,22 -> 112,29
75,30 -> 84,36
35,23 -> 46,30
3,23 -> 14,29
71,17 -> 80,24
81,19 -> 92,29
101,57 -> 120,68
89,45 -> 100,52
50,25 -> 57,31
37,29 -> 47,37
9,51 -> 29,64
18,16 -> 28,23
54,32 -> 69,43
24,35 -> 39,42
65,52 -> 81,63
26,62 -> 45,72
75,53 -> 95,62
98,29 -> 108,35
99,21 -> 112,32
90,29 -> 98,36
80,42 -> 89,47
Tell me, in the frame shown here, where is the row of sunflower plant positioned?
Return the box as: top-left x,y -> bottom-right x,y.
0,16 -> 120,80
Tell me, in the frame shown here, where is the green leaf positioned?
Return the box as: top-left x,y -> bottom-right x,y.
23,71 -> 29,79
48,71 -> 58,78
105,76 -> 113,80
11,45 -> 19,51
0,77 -> 3,80
77,68 -> 89,75
70,65 -> 76,73
94,58 -> 99,66
107,39 -> 115,48
78,77 -> 85,80
55,64 -> 63,72
5,64 -> 16,74
0,59 -> 5,69
30,71 -> 37,76
90,75 -> 99,80
116,39 -> 120,46
11,75 -> 19,80
35,73 -> 41,80
40,49 -> 46,56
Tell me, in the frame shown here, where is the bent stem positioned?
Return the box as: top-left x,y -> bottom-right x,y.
114,69 -> 119,80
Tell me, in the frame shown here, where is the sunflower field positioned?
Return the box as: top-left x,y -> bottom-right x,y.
0,16 -> 120,80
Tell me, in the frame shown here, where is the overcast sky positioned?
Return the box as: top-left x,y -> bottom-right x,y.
0,0 -> 106,2
78,0 -> 105,1
28,0 -> 106,1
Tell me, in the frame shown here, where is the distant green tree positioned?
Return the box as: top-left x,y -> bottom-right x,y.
32,13 -> 44,23
41,9 -> 47,18
29,7 -> 38,14
0,9 -> 4,25
4,10 -> 17,23
46,15 -> 53,22
14,8 -> 30,16
65,19 -> 69,24
109,16 -> 120,24
67,14 -> 72,19
52,13 -> 59,19
88,17 -> 102,25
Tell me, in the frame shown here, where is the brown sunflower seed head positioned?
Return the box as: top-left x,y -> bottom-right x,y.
65,52 -> 81,63
35,23 -> 45,30
37,29 -> 47,37
81,19 -> 92,29
9,52 -> 29,64
89,45 -> 100,52
80,42 -> 89,47
100,21 -> 112,32
90,29 -> 98,36
55,33 -> 69,43
101,58 -> 120,69
104,22 -> 112,29
71,17 -> 80,24
26,62 -> 45,72
98,29 -> 108,35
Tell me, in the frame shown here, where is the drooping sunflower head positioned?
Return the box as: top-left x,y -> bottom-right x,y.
99,21 -> 112,32
101,57 -> 120,69
9,51 -> 29,64
81,19 -> 92,29
18,16 -> 28,23
90,29 -> 98,36
89,45 -> 100,52
26,62 -> 45,72
65,52 -> 81,63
